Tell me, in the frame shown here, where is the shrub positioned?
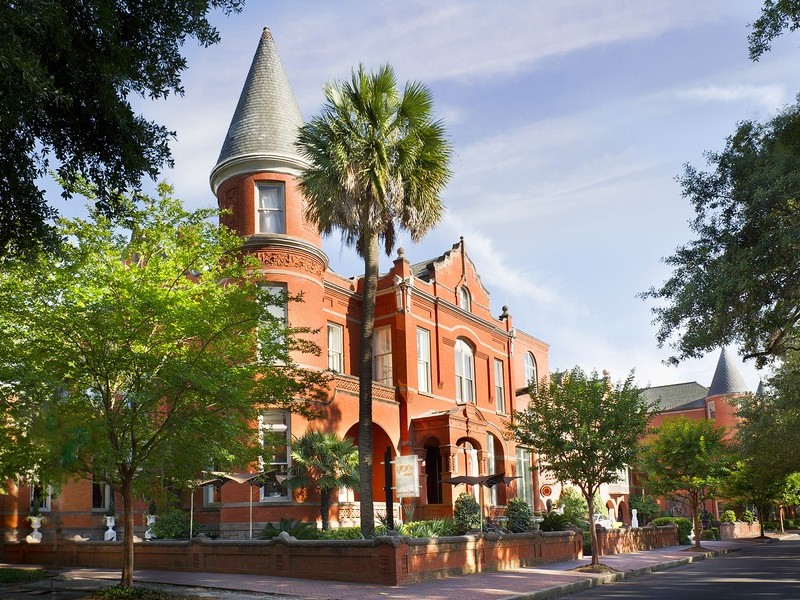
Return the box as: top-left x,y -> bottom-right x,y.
710,527 -> 720,540
629,494 -> 660,524
720,510 -> 736,523
505,498 -> 532,533
763,521 -> 779,532
149,508 -> 198,539
741,509 -> 755,524
318,526 -> 363,540
539,511 -> 572,532
401,519 -> 456,538
651,517 -> 692,544
582,530 -> 592,556
699,529 -> 716,540
260,518 -> 319,540
555,487 -> 587,522
454,493 -> 481,534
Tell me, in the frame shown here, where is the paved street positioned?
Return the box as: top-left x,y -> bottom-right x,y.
568,539 -> 800,599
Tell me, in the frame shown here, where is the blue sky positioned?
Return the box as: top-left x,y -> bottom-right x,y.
114,0 -> 800,390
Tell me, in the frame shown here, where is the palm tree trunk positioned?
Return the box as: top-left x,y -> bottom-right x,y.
320,489 -> 331,531
121,474 -> 134,587
358,232 -> 379,537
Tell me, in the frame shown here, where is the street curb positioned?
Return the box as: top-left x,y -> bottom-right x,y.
506,546 -> 743,600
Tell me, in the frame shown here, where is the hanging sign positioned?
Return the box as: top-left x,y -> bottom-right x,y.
394,455 -> 420,498
540,484 -> 553,497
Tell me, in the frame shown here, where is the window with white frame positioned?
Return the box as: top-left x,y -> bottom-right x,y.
459,286 -> 471,312
417,328 -> 432,394
524,352 -> 537,390
259,411 -> 290,500
494,359 -> 506,413
707,400 -> 716,420
373,327 -> 393,385
455,338 -> 475,404
255,182 -> 285,234
516,447 -> 533,506
327,322 -> 343,372
91,475 -> 112,511
30,484 -> 53,512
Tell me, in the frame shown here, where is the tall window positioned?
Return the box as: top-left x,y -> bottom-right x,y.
459,286 -> 471,312
455,338 -> 475,404
260,411 -> 290,500
91,475 -> 112,510
494,359 -> 506,413
417,328 -> 431,394
327,322 -> 343,372
707,400 -> 716,420
516,447 -> 533,506
524,352 -> 537,390
258,284 -> 287,358
256,183 -> 285,234
30,484 -> 53,512
373,327 -> 393,385
203,483 -> 221,506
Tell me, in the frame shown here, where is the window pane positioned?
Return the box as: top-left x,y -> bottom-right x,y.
417,328 -> 431,394
373,327 -> 393,385
327,323 -> 343,372
261,411 -> 290,499
256,184 -> 285,234
494,359 -> 505,413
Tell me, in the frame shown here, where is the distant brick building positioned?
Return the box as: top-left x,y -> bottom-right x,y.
637,347 -> 751,519
3,28 -> 569,541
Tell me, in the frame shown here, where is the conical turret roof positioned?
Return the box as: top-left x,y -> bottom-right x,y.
211,27 -> 305,192
707,348 -> 749,397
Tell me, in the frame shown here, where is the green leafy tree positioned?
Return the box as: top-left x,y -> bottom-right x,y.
637,418 -> 732,548
507,367 -> 652,565
296,64 -> 452,537
749,1 -> 800,60
0,183 -> 326,586
642,100 -> 800,367
285,431 -> 359,531
629,494 -> 661,525
723,460 -> 782,538
0,0 -> 244,257
555,487 -> 588,522
779,472 -> 800,532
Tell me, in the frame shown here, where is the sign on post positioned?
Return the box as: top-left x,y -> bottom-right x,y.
394,455 -> 420,498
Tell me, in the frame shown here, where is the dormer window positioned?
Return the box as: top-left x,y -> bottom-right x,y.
256,183 -> 285,234
459,286 -> 471,312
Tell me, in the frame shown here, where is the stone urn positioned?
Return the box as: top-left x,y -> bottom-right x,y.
25,515 -> 44,543
104,515 -> 117,541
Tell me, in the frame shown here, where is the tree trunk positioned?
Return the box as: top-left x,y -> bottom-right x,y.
780,505 -> 785,534
320,489 -> 331,531
692,505 -> 702,549
358,233 -> 379,538
584,488 -> 599,566
121,475 -> 135,587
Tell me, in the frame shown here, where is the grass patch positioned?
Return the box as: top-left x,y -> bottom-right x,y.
90,586 -> 193,599
0,567 -> 47,585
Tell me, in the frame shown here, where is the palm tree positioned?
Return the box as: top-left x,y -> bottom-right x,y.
296,64 -> 452,537
285,431 -> 359,530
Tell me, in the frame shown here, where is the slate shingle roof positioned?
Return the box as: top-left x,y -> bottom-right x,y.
707,347 -> 749,396
640,382 -> 709,413
214,27 -> 304,172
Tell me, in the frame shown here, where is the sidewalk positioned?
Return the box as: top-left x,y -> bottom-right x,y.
4,536 -> 792,600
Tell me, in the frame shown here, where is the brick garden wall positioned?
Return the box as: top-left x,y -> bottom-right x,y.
596,525 -> 679,556
2,527 -> 678,586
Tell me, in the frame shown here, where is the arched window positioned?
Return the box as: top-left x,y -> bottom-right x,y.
524,352 -> 537,390
455,338 -> 475,404
459,286 -> 471,312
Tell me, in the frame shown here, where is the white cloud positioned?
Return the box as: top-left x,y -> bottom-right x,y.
676,84 -> 787,110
